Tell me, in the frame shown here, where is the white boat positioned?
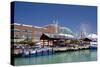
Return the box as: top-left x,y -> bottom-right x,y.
90,42 -> 97,49
22,49 -> 30,57
30,49 -> 36,54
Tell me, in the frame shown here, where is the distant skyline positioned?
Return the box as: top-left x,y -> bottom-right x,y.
13,1 -> 97,34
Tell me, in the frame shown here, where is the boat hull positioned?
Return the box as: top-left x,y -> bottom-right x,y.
89,46 -> 97,49
90,42 -> 97,49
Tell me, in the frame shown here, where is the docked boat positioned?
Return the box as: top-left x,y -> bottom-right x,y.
22,49 -> 30,57
36,46 -> 54,56
29,49 -> 37,57
14,48 -> 23,57
36,48 -> 43,56
89,42 -> 97,49
14,44 -> 54,57
48,47 -> 54,54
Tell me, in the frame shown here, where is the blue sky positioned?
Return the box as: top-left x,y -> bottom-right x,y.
13,1 -> 97,34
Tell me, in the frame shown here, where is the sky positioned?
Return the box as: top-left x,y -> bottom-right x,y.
12,1 -> 97,34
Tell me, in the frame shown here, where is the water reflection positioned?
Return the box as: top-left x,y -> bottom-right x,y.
15,50 -> 97,66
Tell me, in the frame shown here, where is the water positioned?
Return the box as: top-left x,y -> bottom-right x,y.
15,49 -> 97,66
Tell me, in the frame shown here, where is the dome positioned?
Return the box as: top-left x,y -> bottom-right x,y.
58,26 -> 73,35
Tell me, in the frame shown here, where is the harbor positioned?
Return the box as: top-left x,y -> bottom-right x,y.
11,25 -> 97,58
13,40 -> 97,65
12,40 -> 97,58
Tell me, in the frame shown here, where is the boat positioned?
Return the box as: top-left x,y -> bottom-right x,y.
14,48 -> 23,57
48,47 -> 54,54
42,48 -> 48,55
89,42 -> 97,49
22,49 -> 30,57
14,44 -> 54,57
36,48 -> 43,56
29,49 -> 36,57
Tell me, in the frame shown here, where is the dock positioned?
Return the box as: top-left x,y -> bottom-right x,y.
12,44 -> 92,57
53,45 -> 90,52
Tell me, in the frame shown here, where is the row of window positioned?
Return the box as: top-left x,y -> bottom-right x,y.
11,29 -> 32,33
14,35 -> 32,39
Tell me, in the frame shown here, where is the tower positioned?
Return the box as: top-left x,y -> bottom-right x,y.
53,19 -> 58,34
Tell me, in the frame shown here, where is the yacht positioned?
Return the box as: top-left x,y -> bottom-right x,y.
89,41 -> 97,49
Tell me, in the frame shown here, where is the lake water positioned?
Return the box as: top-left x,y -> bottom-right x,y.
15,49 -> 97,66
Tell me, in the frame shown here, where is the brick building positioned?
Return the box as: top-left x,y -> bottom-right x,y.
11,23 -> 74,45
11,23 -> 57,42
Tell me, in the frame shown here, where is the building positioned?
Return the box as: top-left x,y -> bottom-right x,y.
40,33 -> 74,46
11,22 -> 74,45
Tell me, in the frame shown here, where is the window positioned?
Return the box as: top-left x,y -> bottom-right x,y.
21,29 -> 32,33
27,34 -> 32,39
22,34 -> 32,40
11,29 -> 20,32
14,35 -> 20,39
21,30 -> 27,32
27,30 -> 32,33
34,31 -> 42,37
22,35 -> 27,39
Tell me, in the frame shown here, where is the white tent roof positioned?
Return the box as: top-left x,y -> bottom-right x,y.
59,33 -> 74,38
88,34 -> 97,39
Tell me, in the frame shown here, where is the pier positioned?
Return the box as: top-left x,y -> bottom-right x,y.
12,43 -> 92,58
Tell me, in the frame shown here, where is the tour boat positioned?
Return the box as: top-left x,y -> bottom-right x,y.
22,49 -> 30,57
89,42 -> 97,49
29,49 -> 37,57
